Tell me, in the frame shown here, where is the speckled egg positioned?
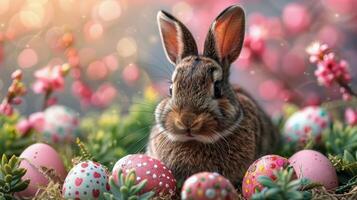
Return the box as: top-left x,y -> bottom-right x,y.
42,105 -> 80,143
62,161 -> 110,200
283,106 -> 330,146
242,155 -> 291,199
289,150 -> 338,190
181,172 -> 238,200
112,154 -> 176,197
16,143 -> 67,198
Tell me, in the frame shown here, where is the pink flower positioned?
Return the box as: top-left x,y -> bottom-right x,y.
282,3 -> 311,34
32,65 -> 65,94
314,53 -> 351,87
16,119 -> 32,135
345,108 -> 357,126
16,112 -> 45,135
72,80 -> 93,106
91,83 -> 117,108
11,69 -> 23,80
0,102 -> 13,116
29,112 -> 45,132
306,42 -> 330,63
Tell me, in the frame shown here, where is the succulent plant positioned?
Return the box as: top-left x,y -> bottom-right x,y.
329,150 -> 357,176
0,154 -> 30,200
323,123 -> 357,156
104,169 -> 155,200
251,167 -> 312,200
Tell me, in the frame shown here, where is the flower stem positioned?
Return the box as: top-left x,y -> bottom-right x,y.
338,80 -> 357,97
42,89 -> 52,110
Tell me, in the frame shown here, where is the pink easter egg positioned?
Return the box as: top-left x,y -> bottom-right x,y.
16,143 -> 67,198
242,155 -> 291,199
181,172 -> 238,200
112,154 -> 176,197
289,150 -> 338,190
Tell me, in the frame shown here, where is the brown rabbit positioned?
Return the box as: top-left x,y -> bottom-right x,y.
147,5 -> 279,186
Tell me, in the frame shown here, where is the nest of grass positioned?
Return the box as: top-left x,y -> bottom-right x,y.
311,186 -> 357,200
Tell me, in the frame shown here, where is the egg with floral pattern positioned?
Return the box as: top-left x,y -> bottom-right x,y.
181,172 -> 238,200
112,154 -> 176,197
283,106 -> 330,146
42,105 -> 80,143
242,155 -> 292,199
62,161 -> 110,200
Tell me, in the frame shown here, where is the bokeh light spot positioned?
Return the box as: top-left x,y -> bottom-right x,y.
0,0 -> 10,15
117,37 -> 137,57
98,0 -> 121,21
172,1 -> 193,23
259,80 -> 281,100
103,54 -> 119,71
87,60 -> 108,80
122,63 -> 140,85
18,48 -> 38,68
20,3 -> 45,29
89,23 -> 103,40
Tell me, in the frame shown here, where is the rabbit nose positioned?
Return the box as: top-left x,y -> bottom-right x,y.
174,113 -> 200,131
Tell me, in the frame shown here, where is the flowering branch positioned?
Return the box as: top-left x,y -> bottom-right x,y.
32,63 -> 71,110
0,70 -> 26,116
307,42 -> 356,101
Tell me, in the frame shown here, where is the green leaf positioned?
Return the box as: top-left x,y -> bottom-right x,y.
4,175 -> 12,183
343,150 -> 355,163
1,155 -> 8,168
3,165 -> 11,175
257,176 -> 277,188
138,191 -> 155,200
11,179 -> 29,192
130,180 -> 147,194
8,156 -> 18,169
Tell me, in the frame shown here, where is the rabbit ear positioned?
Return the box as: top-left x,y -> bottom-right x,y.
157,10 -> 198,65
203,5 -> 245,64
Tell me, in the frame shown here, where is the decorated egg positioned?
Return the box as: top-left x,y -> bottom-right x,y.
242,155 -> 291,199
62,161 -> 110,200
42,105 -> 80,143
181,172 -> 238,200
283,106 -> 330,146
16,143 -> 67,198
112,154 -> 176,197
289,150 -> 338,190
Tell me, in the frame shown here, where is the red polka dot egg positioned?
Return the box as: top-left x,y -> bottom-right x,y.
112,154 -> 176,197
242,155 -> 291,199
181,172 -> 238,200
62,161 -> 110,200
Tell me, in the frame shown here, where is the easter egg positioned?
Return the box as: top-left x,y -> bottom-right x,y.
289,150 -> 338,189
112,154 -> 176,197
16,143 -> 67,198
242,155 -> 291,199
283,106 -> 330,146
62,161 -> 110,200
42,105 -> 80,143
181,172 -> 238,200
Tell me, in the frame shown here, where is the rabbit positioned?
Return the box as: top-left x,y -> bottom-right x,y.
147,5 -> 280,186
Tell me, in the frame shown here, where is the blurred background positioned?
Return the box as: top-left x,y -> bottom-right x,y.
0,0 -> 356,115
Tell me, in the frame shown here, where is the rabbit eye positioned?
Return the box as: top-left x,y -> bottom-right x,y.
214,81 -> 222,98
169,84 -> 173,96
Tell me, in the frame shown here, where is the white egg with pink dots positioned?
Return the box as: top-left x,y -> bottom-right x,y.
112,154 -> 176,197
62,161 -> 110,200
